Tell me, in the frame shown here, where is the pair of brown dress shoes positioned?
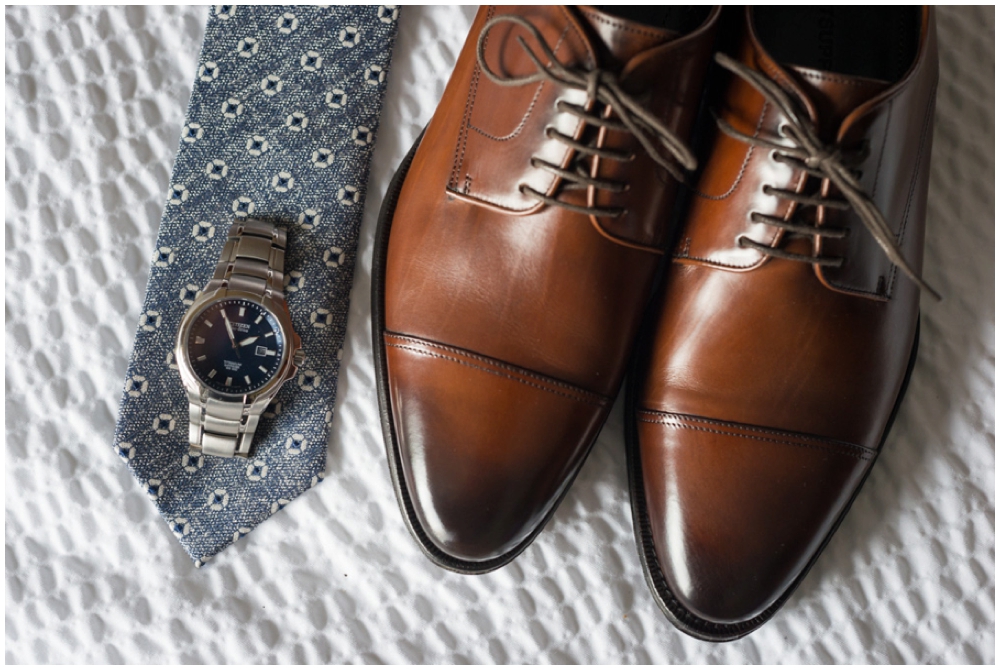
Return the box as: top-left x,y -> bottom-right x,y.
372,5 -> 939,641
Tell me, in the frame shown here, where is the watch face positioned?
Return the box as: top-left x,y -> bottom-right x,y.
185,298 -> 286,395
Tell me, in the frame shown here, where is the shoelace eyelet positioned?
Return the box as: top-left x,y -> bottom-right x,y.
476,13 -> 697,222
711,52 -> 937,296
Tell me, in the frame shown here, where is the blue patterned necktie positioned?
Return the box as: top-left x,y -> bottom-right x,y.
112,5 -> 398,566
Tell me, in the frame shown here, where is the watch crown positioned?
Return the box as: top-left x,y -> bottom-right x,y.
293,349 -> 306,367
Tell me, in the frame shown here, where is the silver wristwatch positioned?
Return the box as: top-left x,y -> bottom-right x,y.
175,219 -> 305,458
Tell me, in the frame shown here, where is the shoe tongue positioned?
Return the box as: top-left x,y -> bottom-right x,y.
578,7 -> 680,67
786,65 -> 891,140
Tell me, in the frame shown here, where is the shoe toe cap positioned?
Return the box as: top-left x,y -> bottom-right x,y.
385,334 -> 610,565
636,411 -> 873,627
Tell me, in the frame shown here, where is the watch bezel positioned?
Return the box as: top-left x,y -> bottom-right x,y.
175,286 -> 299,402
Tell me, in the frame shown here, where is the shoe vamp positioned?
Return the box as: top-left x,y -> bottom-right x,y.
385,190 -> 660,397
640,255 -> 919,447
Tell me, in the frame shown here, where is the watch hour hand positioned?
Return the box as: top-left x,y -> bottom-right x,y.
238,336 -> 259,347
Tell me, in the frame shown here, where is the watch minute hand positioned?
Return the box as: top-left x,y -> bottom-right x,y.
238,336 -> 259,347
221,310 -> 240,357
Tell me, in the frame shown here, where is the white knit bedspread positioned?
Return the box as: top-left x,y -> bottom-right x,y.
4,6 -> 994,663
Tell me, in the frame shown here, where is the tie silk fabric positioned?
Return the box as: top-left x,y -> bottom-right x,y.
112,5 -> 399,565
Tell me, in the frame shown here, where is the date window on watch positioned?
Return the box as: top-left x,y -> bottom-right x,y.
255,345 -> 276,357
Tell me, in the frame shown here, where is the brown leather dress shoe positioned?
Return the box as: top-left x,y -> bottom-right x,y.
628,7 -> 939,639
373,5 -> 721,572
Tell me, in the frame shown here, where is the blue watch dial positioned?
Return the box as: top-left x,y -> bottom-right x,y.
186,298 -> 286,395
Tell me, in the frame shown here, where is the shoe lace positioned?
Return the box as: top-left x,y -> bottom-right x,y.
712,53 -> 939,298
475,14 -> 697,218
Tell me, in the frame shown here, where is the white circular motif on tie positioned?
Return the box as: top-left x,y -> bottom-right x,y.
337,185 -> 359,205
364,65 -> 386,86
323,246 -> 345,268
198,61 -> 219,82
139,310 -> 161,331
237,37 -> 259,58
246,135 -> 269,156
182,122 -> 203,143
276,12 -> 299,34
214,5 -> 235,20
246,459 -> 269,481
352,126 -> 373,146
378,5 -> 399,23
221,97 -> 244,118
311,472 -> 325,488
337,347 -> 344,361
285,112 -> 308,131
168,184 -> 189,204
182,449 -> 204,473
192,221 -> 215,242
165,351 -> 178,370
285,434 -> 307,455
270,499 -> 291,514
126,374 -> 148,398
205,159 -> 228,180
310,308 -> 334,328
232,196 -> 255,217
260,74 -> 283,96
297,209 -> 321,230
311,147 -> 334,168
146,479 -> 164,501
263,400 -> 283,419
179,283 -> 201,305
271,172 -> 295,192
233,527 -> 252,542
325,89 -> 347,110
284,270 -> 305,293
301,50 -> 323,71
116,442 -> 135,461
340,26 -> 360,47
171,518 -> 191,539
208,488 -> 229,511
297,370 -> 320,391
153,247 -> 176,268
153,413 -> 176,434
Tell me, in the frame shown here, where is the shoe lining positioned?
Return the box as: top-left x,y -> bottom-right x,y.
593,6 -> 711,34
753,7 -> 919,83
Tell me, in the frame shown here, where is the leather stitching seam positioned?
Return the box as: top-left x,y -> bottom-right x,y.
689,102 -> 768,202
467,26 -> 570,142
636,410 -> 874,460
676,102 -> 776,268
453,7 -> 591,208
870,102 -> 893,199
887,80 -> 937,297
385,334 -> 608,405
387,343 -> 607,407
578,9 -> 668,39
450,6 -> 495,189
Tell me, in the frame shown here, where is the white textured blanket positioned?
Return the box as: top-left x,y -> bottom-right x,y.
4,6 -> 994,663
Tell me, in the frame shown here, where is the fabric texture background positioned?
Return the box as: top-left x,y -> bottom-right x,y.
110,5 -> 398,566
4,5 -> 995,663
